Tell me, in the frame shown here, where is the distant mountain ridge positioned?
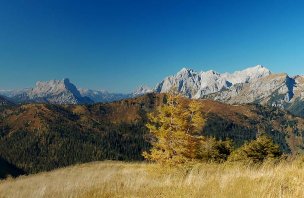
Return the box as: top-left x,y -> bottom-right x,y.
203,73 -> 304,116
0,79 -> 153,104
1,65 -> 304,117
154,65 -> 304,117
0,65 -> 272,105
79,88 -> 131,103
155,65 -> 271,98
0,95 -> 14,107
0,89 -> 31,98
12,78 -> 93,104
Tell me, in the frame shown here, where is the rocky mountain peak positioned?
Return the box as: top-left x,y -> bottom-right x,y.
176,67 -> 195,77
32,78 -> 80,98
63,78 -> 70,83
241,64 -> 271,76
12,78 -> 93,104
155,65 -> 272,98
133,85 -> 153,96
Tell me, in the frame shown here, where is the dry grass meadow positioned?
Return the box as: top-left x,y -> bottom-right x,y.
1,160 -> 304,198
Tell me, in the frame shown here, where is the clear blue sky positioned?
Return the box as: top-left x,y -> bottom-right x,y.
1,0 -> 304,92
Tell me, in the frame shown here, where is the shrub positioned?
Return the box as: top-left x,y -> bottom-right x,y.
197,137 -> 233,163
228,135 -> 282,164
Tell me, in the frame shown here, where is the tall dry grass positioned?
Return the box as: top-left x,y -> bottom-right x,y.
1,160 -> 304,198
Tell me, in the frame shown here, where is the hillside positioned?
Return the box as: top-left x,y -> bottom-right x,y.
1,161 -> 304,198
0,93 -> 304,176
0,157 -> 24,179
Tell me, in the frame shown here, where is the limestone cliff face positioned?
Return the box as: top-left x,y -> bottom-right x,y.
155,65 -> 304,117
203,73 -> 304,116
13,78 -> 93,104
155,65 -> 271,98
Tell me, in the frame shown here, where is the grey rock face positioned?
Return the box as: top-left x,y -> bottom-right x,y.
204,73 -> 304,116
13,78 -> 93,104
3,80 -> 154,104
154,65 -> 304,116
155,65 -> 271,98
132,85 -> 153,97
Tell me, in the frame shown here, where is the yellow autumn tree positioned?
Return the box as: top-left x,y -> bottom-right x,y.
142,94 -> 205,165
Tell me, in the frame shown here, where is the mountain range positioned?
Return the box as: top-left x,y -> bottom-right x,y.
0,79 -> 152,104
1,65 -> 304,180
155,65 -> 304,117
1,65 -> 304,117
155,65 -> 271,98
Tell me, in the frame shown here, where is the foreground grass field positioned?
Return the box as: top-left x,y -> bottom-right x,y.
1,161 -> 304,198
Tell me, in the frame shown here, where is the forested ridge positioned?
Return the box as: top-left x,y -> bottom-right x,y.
0,93 -> 304,177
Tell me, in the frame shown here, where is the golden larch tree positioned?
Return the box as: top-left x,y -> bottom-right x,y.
143,94 -> 205,165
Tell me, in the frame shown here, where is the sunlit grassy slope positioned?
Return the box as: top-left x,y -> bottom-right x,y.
1,161 -> 304,198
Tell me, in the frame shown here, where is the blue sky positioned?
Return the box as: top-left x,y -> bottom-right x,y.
1,0 -> 304,92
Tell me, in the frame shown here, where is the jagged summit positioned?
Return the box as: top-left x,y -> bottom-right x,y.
32,78 -> 80,97
13,78 -> 93,104
155,65 -> 272,98
133,85 -> 153,96
179,67 -> 190,72
234,64 -> 270,75
177,67 -> 194,74
247,64 -> 266,69
3,64 -> 304,117
203,72 -> 303,113
154,64 -> 304,116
